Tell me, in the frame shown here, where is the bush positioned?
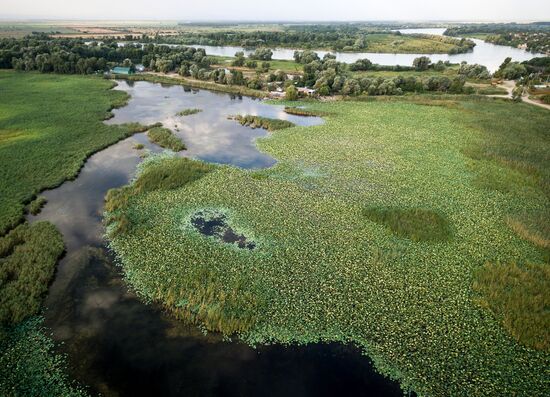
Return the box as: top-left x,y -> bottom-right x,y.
285,85 -> 299,100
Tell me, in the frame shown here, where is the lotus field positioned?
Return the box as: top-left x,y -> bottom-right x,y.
105,97 -> 549,396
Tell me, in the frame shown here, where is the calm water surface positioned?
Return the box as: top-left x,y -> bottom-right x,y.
28,81 -> 403,397
189,28 -> 544,72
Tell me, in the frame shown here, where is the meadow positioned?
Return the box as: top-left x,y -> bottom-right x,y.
106,96 -> 549,396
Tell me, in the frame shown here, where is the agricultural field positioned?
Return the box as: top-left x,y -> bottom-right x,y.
106,96 -> 550,396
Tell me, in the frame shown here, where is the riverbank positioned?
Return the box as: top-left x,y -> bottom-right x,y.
112,72 -> 268,98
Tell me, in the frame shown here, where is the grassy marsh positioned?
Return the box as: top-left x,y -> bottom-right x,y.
106,97 -> 550,395
147,127 -> 186,151
231,115 -> 295,131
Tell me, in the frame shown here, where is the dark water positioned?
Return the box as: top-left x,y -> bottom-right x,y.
28,81 -> 403,397
191,210 -> 256,250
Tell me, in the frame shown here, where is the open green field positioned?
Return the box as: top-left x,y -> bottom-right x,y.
0,70 -> 148,234
0,22 -> 79,38
364,33 -> 459,53
106,96 -> 549,395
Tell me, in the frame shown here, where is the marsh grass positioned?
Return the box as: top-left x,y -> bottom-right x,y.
363,207 -> 452,242
105,98 -> 549,395
473,262 -> 550,351
231,115 -> 294,131
0,71 -> 150,235
0,222 -> 64,325
27,196 -> 47,215
147,127 -> 186,151
283,106 -> 328,117
177,108 -> 202,116
105,156 -> 214,236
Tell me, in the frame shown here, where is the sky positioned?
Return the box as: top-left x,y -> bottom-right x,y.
2,0 -> 550,21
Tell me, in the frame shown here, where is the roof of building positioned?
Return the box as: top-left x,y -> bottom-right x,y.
111,66 -> 132,74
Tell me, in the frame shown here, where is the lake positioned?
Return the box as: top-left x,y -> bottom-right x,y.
28,80 -> 403,397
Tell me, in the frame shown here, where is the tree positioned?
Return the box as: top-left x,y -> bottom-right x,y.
285,85 -> 298,100
232,51 -> 245,67
413,56 -> 431,71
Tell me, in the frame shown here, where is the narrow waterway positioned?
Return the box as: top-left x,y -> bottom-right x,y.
28,81 -> 403,397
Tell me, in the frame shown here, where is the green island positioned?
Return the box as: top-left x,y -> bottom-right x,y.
177,108 -> 202,116
147,126 -> 186,151
105,97 -> 549,396
230,115 -> 295,131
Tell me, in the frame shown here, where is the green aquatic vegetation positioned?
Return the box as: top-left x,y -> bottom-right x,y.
0,222 -> 64,325
177,108 -> 202,116
363,207 -> 452,242
0,70 -> 149,235
473,262 -> 550,351
147,127 -> 186,151
106,98 -> 549,396
0,317 -> 88,397
133,143 -> 144,150
27,196 -> 47,215
283,107 -> 327,117
230,115 -> 295,131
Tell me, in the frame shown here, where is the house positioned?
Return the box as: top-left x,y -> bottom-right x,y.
269,91 -> 286,99
111,67 -> 134,75
297,87 -> 316,96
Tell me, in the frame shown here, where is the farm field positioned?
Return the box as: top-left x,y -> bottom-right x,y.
106,96 -> 550,396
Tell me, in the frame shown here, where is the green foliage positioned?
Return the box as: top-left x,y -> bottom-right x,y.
231,115 -> 295,131
106,98 -> 549,396
0,71 -> 148,234
0,317 -> 88,397
27,196 -> 47,215
176,108 -> 202,116
413,56 -> 431,71
0,222 -> 64,325
285,84 -> 299,100
363,207 -> 452,242
148,127 -> 186,151
473,262 -> 550,351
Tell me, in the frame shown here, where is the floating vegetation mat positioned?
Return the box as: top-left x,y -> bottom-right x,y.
106,98 -> 550,396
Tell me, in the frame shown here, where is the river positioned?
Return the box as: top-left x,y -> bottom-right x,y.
28,80 -> 403,397
186,28 -> 544,72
